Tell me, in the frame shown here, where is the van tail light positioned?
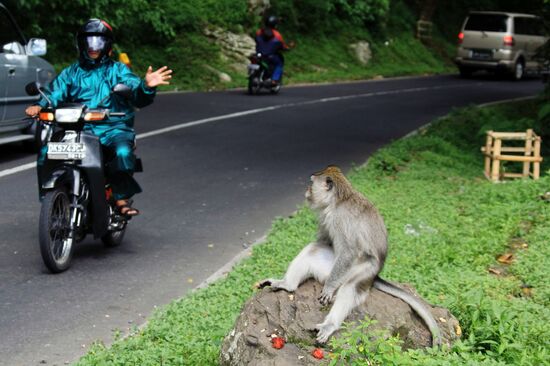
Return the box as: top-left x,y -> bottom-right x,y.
39,112 -> 54,121
458,32 -> 464,44
503,35 -> 514,47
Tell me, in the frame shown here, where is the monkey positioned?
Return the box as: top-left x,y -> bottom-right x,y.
258,165 -> 442,345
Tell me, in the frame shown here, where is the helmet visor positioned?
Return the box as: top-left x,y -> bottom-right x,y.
85,36 -> 107,52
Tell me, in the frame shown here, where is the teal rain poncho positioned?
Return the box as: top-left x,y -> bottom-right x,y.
37,59 -> 156,200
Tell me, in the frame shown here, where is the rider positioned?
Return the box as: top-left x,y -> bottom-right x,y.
254,15 -> 290,85
25,19 -> 172,216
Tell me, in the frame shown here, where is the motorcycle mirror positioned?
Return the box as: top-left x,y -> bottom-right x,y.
26,81 -> 53,106
25,82 -> 41,96
112,84 -> 132,100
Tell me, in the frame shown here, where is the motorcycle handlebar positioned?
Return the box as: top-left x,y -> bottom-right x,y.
109,112 -> 126,117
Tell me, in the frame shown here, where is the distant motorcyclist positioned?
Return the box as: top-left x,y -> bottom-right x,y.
254,15 -> 291,86
25,19 -> 172,217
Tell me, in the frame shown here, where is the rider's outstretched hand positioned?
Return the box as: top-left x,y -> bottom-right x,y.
145,66 -> 173,88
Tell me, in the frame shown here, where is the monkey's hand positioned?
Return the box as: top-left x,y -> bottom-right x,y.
318,287 -> 335,305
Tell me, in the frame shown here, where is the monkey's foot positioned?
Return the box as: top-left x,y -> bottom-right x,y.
315,321 -> 337,343
257,279 -> 274,289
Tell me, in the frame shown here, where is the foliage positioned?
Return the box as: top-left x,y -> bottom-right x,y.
6,0 -> 251,63
76,99 -> 550,365
270,0 -> 390,33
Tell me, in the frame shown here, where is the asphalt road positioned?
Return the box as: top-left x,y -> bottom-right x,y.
0,74 -> 544,366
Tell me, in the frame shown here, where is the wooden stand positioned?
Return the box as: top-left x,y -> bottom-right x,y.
481,129 -> 543,182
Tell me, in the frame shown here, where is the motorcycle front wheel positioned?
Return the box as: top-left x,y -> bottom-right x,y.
39,188 -> 74,273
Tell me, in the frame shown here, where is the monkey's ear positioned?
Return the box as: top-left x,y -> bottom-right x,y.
325,177 -> 333,191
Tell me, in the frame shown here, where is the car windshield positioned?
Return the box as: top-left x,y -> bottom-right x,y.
465,14 -> 508,32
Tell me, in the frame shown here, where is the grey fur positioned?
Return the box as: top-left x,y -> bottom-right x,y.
259,166 -> 441,345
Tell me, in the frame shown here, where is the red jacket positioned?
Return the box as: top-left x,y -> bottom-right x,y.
256,28 -> 289,50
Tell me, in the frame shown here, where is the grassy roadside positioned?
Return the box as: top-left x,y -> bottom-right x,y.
76,98 -> 549,365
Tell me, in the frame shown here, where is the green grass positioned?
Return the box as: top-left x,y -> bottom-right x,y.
76,98 -> 550,365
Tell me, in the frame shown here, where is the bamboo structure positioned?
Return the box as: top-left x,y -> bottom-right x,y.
416,20 -> 433,42
481,129 -> 543,182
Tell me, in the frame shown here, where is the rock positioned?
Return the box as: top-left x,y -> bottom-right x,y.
248,0 -> 271,16
220,279 -> 460,365
349,41 -> 372,66
203,65 -> 232,83
203,26 -> 256,65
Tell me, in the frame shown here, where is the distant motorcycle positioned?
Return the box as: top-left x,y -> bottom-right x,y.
26,82 -> 140,273
247,53 -> 281,95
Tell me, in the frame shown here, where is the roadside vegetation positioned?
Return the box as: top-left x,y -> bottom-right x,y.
76,97 -> 549,365
9,0 -> 545,90
5,0 -> 460,90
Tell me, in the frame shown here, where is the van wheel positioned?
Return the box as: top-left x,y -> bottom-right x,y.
512,60 -> 524,81
458,67 -> 472,78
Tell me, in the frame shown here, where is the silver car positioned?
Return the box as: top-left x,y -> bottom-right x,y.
0,3 -> 55,146
455,11 -> 548,80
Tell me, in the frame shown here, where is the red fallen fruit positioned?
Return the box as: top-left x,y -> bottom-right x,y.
311,348 -> 324,359
271,337 -> 285,349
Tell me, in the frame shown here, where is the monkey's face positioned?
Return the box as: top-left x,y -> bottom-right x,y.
305,173 -> 334,209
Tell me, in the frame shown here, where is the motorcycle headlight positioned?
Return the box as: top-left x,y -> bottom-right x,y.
55,108 -> 83,123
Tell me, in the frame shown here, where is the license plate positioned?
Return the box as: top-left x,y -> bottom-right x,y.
47,142 -> 86,160
247,64 -> 260,70
471,50 -> 492,60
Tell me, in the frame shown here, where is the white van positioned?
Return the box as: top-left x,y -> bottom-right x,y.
455,11 -> 548,80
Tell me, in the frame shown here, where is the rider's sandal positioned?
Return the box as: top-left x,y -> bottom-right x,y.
116,200 -> 140,217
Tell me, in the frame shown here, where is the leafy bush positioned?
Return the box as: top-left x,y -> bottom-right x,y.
270,0 -> 390,33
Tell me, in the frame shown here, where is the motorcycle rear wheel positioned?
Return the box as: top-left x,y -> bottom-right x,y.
270,83 -> 281,94
102,227 -> 126,247
248,77 -> 261,95
39,188 -> 74,273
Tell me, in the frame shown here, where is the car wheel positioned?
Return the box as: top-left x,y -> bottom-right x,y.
512,60 -> 524,81
458,67 -> 472,78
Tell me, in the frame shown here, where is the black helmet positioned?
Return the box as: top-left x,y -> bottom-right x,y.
265,15 -> 278,28
76,19 -> 114,66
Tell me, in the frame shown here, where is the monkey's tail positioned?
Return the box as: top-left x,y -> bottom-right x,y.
373,276 -> 442,347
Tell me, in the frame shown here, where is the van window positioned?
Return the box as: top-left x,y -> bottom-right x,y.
515,17 -> 545,36
465,14 -> 508,33
0,8 -> 23,52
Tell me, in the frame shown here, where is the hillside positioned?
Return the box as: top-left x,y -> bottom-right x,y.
7,0 -> 456,91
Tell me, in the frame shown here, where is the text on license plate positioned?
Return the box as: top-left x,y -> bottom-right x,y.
471,50 -> 491,60
47,143 -> 86,160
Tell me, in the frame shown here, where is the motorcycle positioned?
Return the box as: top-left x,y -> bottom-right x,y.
247,52 -> 282,95
26,82 -> 140,273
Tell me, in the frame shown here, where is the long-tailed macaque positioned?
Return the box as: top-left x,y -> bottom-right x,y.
259,165 -> 442,345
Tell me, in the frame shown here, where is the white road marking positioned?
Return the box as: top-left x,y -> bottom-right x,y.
0,81 -> 500,179
0,162 -> 37,178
